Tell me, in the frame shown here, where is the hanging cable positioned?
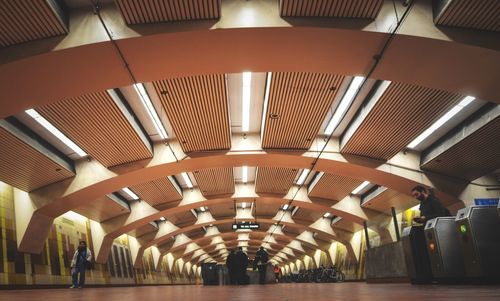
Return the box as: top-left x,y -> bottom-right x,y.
89,0 -> 179,162
262,0 -> 416,253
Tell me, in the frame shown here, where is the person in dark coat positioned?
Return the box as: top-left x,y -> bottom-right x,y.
226,249 -> 237,284
411,185 -> 451,224
255,247 -> 269,284
69,241 -> 92,289
235,247 -> 249,284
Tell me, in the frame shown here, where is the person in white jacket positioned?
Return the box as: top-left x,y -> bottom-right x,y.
69,241 -> 92,288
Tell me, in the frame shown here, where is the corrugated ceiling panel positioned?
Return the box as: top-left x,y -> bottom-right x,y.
74,195 -> 130,222
280,0 -> 384,19
131,177 -> 182,208
341,82 -> 463,160
255,167 -> 298,196
153,74 -> 231,153
193,168 -> 234,197
421,115 -> 500,181
36,90 -> 153,167
115,0 -> 221,25
0,127 -> 74,191
309,173 -> 362,201
0,0 -> 68,47
435,0 -> 500,32
262,72 -> 345,149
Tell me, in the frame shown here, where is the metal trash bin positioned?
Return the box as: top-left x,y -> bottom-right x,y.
455,206 -> 500,280
424,217 -> 465,281
401,226 -> 433,284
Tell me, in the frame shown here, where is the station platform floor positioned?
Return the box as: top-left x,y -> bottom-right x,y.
1,282 -> 500,301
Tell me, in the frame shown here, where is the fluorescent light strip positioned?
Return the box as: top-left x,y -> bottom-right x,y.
291,206 -> 299,216
122,187 -> 139,200
182,172 -> 193,188
260,72 -> 272,142
352,181 -> 370,195
324,76 -> 365,135
407,96 -> 476,149
296,169 -> 310,185
242,166 -> 248,184
25,109 -> 87,157
133,83 -> 168,139
242,72 -> 252,132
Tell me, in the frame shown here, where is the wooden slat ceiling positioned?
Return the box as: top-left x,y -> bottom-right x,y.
0,127 -> 74,192
421,115 -> 500,181
74,195 -> 130,222
128,223 -> 157,238
193,168 -> 234,197
255,167 -> 298,196
434,0 -> 500,32
280,0 -> 384,19
309,173 -> 362,202
0,0 -> 68,47
131,177 -> 182,208
115,0 -> 221,25
152,74 -> 231,153
361,188 -> 417,214
341,82 -> 462,160
37,91 -> 153,167
208,202 -> 235,219
262,72 -> 345,149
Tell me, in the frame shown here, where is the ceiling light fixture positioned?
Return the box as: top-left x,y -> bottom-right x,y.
242,166 -> 248,184
133,83 -> 168,139
282,204 -> 289,210
25,109 -> 87,157
182,172 -> 193,188
407,96 -> 476,149
122,187 -> 139,200
352,181 -> 370,195
291,206 -> 299,216
160,217 -> 166,221
200,207 -> 206,212
323,212 -> 331,218
324,76 -> 365,135
242,202 -> 247,209
296,169 -> 310,185
242,72 -> 252,132
260,72 -> 272,140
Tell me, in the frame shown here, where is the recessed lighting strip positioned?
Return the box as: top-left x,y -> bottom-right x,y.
407,96 -> 475,149
25,109 -> 87,157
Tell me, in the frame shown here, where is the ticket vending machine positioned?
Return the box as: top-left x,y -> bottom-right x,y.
455,206 -> 500,280
424,217 -> 465,281
402,226 -> 433,284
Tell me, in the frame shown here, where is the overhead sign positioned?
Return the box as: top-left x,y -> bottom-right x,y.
232,222 -> 260,230
474,198 -> 499,206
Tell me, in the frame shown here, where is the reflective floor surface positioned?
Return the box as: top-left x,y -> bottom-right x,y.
1,282 -> 500,301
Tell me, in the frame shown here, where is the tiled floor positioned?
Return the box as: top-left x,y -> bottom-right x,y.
1,282 -> 500,301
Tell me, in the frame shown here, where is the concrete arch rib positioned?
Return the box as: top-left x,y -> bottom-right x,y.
130,218 -> 353,268
1,27 -> 499,120
159,231 -> 313,265
17,152 -> 460,255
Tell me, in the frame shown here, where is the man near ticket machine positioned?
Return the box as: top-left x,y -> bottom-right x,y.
411,185 -> 451,224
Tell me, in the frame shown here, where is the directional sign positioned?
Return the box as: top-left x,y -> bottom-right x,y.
232,222 -> 260,230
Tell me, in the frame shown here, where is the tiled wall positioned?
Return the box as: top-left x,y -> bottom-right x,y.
0,181 -> 198,286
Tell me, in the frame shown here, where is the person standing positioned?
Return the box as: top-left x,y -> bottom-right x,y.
255,247 -> 269,284
226,249 -> 237,284
274,265 -> 280,282
235,247 -> 249,284
70,241 -> 92,289
411,185 -> 451,224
